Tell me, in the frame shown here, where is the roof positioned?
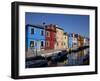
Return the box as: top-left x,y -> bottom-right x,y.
26,24 -> 64,31
46,24 -> 64,30
26,24 -> 44,29
64,32 -> 68,35
56,26 -> 64,30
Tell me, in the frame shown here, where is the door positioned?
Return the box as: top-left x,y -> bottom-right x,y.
35,41 -> 40,51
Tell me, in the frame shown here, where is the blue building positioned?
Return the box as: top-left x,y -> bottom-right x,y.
68,33 -> 73,48
26,24 -> 45,52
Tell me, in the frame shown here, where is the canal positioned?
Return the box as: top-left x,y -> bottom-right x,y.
26,48 -> 89,68
48,48 -> 89,67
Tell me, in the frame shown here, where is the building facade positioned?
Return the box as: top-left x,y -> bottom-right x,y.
55,26 -> 64,50
73,34 -> 78,48
77,35 -> 84,47
63,32 -> 68,49
45,24 -> 56,50
26,24 -> 45,52
68,33 -> 74,49
26,23 -> 88,57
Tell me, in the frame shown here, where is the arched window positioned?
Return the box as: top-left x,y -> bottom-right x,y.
41,41 -> 44,47
41,30 -> 44,36
31,28 -> 34,34
30,41 -> 34,48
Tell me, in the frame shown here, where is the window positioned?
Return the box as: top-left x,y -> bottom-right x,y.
31,28 -> 34,34
41,41 -> 44,47
57,42 -> 59,46
62,42 -> 63,46
64,42 -> 65,45
41,30 -> 44,36
46,31 -> 50,37
71,34 -> 73,37
73,43 -> 77,45
75,34 -> 78,38
30,41 -> 34,48
46,41 -> 49,47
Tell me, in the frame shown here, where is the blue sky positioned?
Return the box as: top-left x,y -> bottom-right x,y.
25,12 -> 89,37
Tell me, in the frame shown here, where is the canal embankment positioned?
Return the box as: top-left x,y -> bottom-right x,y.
26,45 -> 89,68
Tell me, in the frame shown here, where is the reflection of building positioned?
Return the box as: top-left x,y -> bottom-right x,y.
84,48 -> 89,55
63,32 -> 68,49
84,37 -> 89,46
26,24 -> 45,52
55,25 -> 64,50
45,24 -> 56,50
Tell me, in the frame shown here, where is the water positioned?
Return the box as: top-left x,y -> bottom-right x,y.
48,48 -> 89,67
26,48 -> 89,68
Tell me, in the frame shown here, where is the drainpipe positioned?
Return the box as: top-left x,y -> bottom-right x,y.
43,22 -> 46,50
35,41 -> 37,56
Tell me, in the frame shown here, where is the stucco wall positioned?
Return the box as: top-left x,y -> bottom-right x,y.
55,27 -> 64,50
63,34 -> 68,49
26,25 -> 45,49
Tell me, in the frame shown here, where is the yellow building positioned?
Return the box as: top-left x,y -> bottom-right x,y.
54,26 -> 64,50
63,33 -> 68,49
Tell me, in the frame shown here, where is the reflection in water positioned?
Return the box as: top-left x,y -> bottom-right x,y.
26,48 -> 89,68
48,48 -> 89,67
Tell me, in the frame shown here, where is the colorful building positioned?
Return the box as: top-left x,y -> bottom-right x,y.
55,25 -> 64,50
26,24 -> 45,52
26,23 -> 88,56
73,34 -> 78,48
45,24 -> 56,50
68,33 -> 74,48
63,32 -> 68,49
77,35 -> 84,47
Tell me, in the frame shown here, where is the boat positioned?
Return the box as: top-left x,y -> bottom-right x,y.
26,56 -> 48,68
26,59 -> 48,68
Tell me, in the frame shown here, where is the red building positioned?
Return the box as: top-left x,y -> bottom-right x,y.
45,24 -> 56,50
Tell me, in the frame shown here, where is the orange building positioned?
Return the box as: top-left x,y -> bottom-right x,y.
78,35 -> 84,47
